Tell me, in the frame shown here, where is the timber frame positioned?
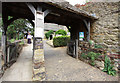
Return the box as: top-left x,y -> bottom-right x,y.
1,1 -> 98,70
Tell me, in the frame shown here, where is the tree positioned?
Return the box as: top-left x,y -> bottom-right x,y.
45,30 -> 54,39
7,18 -> 33,40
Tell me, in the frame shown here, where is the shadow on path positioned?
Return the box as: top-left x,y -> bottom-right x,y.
1,44 -> 33,81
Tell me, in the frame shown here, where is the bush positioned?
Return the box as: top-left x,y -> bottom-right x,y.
94,44 -> 103,49
81,53 -> 88,59
87,52 -> 98,66
81,52 -> 101,66
53,36 -> 70,47
45,30 -> 54,39
103,55 -> 116,76
55,29 -> 67,36
19,33 -> 24,39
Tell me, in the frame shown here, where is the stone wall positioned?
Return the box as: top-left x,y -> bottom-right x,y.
78,2 -> 119,53
32,39 -> 45,81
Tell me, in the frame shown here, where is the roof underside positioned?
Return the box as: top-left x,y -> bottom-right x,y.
2,1 -> 98,26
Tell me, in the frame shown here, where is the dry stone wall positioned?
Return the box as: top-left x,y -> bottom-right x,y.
79,2 -> 119,53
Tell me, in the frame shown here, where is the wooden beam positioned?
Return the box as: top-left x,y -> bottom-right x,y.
44,9 -> 51,18
26,3 -> 36,16
37,5 -> 42,12
83,20 -> 90,41
83,20 -> 88,29
87,21 -> 90,41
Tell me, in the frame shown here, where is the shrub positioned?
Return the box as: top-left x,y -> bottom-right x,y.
55,29 -> 67,36
45,30 -> 54,39
53,36 -> 70,47
19,33 -> 24,39
87,52 -> 97,66
81,52 -> 101,66
103,55 -> 116,76
81,53 -> 88,59
88,40 -> 94,45
45,33 -> 49,39
94,44 -> 103,49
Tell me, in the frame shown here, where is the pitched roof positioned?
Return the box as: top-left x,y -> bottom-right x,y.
46,0 -> 98,20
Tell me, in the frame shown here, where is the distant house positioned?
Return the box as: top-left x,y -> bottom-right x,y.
44,23 -> 68,32
44,23 -> 69,39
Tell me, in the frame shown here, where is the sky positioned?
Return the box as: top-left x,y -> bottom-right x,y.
65,0 -> 87,5
65,0 -> 120,5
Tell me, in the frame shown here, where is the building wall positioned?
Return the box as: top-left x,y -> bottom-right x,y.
79,2 -> 119,53
44,23 -> 69,39
44,23 -> 68,32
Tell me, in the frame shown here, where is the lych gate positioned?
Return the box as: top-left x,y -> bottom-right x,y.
1,0 -> 98,80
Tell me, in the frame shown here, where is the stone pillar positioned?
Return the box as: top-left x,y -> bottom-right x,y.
33,8 -> 45,81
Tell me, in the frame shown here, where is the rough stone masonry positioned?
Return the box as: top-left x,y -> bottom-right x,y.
78,2 -> 119,53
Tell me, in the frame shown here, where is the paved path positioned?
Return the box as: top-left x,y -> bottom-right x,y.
44,42 -> 118,81
1,44 -> 33,81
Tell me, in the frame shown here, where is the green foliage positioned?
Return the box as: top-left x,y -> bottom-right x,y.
81,53 -> 88,59
9,39 -> 15,43
103,55 -> 116,76
94,44 -> 103,49
88,40 -> 93,45
81,52 -> 101,66
53,36 -> 70,47
19,40 -> 24,45
7,18 -> 33,40
45,30 -> 54,39
0,32 -> 2,40
55,29 -> 67,36
87,52 -> 97,66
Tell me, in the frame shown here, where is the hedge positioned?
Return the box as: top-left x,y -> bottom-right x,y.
53,36 -> 70,47
55,29 -> 67,36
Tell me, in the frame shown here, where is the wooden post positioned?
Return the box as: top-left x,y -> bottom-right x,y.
83,20 -> 90,41
7,46 -> 10,66
2,14 -> 8,65
87,21 -> 90,41
76,39 -> 78,59
73,41 -> 75,58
